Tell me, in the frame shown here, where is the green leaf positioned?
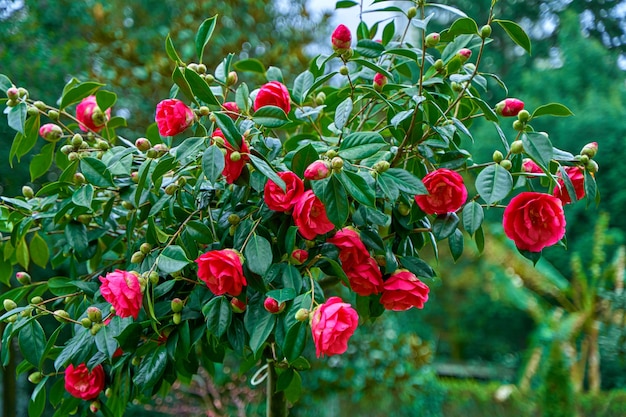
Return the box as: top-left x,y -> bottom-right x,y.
284,370 -> 303,403
283,322 -> 308,362
352,58 -> 394,80
29,142 -> 55,182
462,201 -> 484,236
249,154 -> 286,190
8,103 -> 27,134
292,71 -> 314,105
449,17 -> 479,36
338,132 -> 387,161
10,114 -> 40,165
337,170 -> 375,207
59,82 -> 104,109
71,184 -> 94,208
172,66 -> 197,105
336,0 -> 358,8
202,145 -> 225,184
476,164 -> 513,205
96,90 -> 117,111
253,105 -> 289,127
472,98 -> 498,122
213,112 -> 242,148
244,303 -> 276,357
29,232 -> 50,268
133,346 -> 167,391
356,39 -> 385,58
334,97 -> 353,131
494,19 -> 531,55
290,144 -> 319,178
158,245 -> 191,274
235,83 -> 250,113
54,329 -> 91,370
321,176 -> 349,228
65,222 -> 88,253
244,234 -> 273,276
18,320 -> 46,367
165,34 -> 183,64
184,68 -> 219,105
266,66 -> 284,83
80,157 -> 114,187
380,168 -> 427,195
95,323 -> 121,359
28,382 -> 46,417
195,15 -> 217,62
202,296 -> 232,338
234,58 -> 266,74
522,132 -> 553,170
0,74 -> 12,92
266,288 -> 296,303
448,229 -> 464,261
531,103 -> 574,119
382,20 -> 395,45
432,213 -> 460,241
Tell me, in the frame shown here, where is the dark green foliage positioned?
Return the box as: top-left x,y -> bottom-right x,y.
540,346 -> 575,417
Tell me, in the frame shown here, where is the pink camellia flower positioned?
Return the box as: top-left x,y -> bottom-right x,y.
290,249 -> 309,265
263,171 -> 305,212
76,95 -> 111,133
99,270 -> 143,319
64,363 -> 105,401
503,192 -> 566,252
196,249 -> 246,296
331,24 -> 352,52
553,166 -> 585,204
380,270 -> 430,311
304,160 -> 331,180
310,296 -> 358,357
373,73 -> 387,91
223,101 -> 240,120
495,98 -> 525,117
327,228 -> 370,269
345,257 -> 384,296
457,48 -> 472,61
155,98 -> 195,136
213,128 -> 250,184
39,123 -> 63,142
522,158 -> 542,174
292,190 -> 335,240
253,81 -> 291,114
414,168 -> 467,215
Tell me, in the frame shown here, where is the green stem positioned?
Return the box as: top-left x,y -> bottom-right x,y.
266,360 -> 288,417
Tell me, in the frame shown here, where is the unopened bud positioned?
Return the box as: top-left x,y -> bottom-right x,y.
173,312 -> 182,325
512,120 -> 525,131
290,249 -> 309,265
16,271 -> 31,285
53,309 -> 71,323
510,140 -> 524,154
135,138 -> 151,152
457,48 -> 472,62
587,159 -> 599,173
47,110 -> 60,121
146,149 -> 158,159
6,87 -> 19,100
140,242 -> 152,255
407,6 -> 417,19
295,308 -> 309,322
28,372 -> 43,384
89,400 -> 101,413
148,271 -> 159,285
397,202 -> 411,216
496,98 -> 525,117
21,186 -> 34,199
187,63 -> 199,72
581,142 -> 598,158
499,160 -> 512,171
373,160 -> 391,173
33,101 -> 47,111
17,87 -> 28,99
90,323 -> 102,335
67,152 -> 80,162
264,297 -> 286,314
339,65 -> 349,76
197,64 -> 207,74
231,297 -> 247,313
3,299 -> 17,311
331,156 -> 344,170
87,306 -> 102,322
226,71 -> 238,86
171,298 -> 184,313
199,106 -> 211,116
30,296 -> 44,305
39,123 -> 63,142
71,134 -> 83,148
227,214 -> 241,225
131,251 -> 145,264
517,109 -> 531,123
425,32 -> 440,48
331,24 -> 352,54
229,151 -> 242,162
492,150 -> 504,163
480,24 -> 492,38
304,160 -> 331,180
315,92 -> 326,105
373,73 -> 387,92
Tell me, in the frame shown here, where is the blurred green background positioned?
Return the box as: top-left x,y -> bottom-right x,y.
2,0 -> 626,415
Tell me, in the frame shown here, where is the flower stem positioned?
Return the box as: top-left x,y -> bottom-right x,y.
266,360 -> 288,417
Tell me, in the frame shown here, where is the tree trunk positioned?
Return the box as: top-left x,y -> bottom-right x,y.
588,323 -> 601,393
266,361 -> 288,417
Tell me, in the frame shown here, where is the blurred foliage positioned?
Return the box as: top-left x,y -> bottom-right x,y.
540,346 -> 575,417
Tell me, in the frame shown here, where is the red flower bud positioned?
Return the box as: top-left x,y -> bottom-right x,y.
425,32 -> 440,48
231,297 -> 247,313
264,297 -> 286,314
581,142 -> 598,158
331,24 -> 352,52
223,101 -> 240,120
39,123 -> 63,142
457,48 -> 472,62
495,98 -> 525,117
304,160 -> 331,180
373,73 -> 387,92
291,249 -> 309,265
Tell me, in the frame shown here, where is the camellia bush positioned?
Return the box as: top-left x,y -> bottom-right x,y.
0,1 -> 600,416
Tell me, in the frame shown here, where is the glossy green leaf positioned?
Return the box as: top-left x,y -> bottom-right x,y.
213,112 -> 242,148
249,154 -> 286,190
266,288 -> 296,304
15,237 -> 29,269
235,83 -> 250,113
448,229 -> 464,261
29,232 -> 50,268
334,97 -> 353,131
59,82 -> 104,109
337,170 -> 375,207
356,39 -> 385,58
71,184 -> 94,208
292,71 -> 314,105
29,142 -> 55,182
244,234 -> 273,276
336,0 -> 358,8
165,34 -> 183,64
133,346 -> 167,391
449,17 -> 479,36
10,114 -> 40,165
96,90 -> 117,111
54,329 -> 91,370
432,213 -> 460,241
321,176 -> 349,228
80,157 -> 114,187
266,66 -> 284,82
65,222 -> 88,254
283,321 -> 308,362
184,68 -> 219,106
28,382 -> 46,417
382,20 -> 395,45
244,303 -> 276,356
253,105 -> 289,127
203,296 -> 232,338
202,145 -> 225,184
476,164 -> 513,205
157,245 -> 191,274
494,19 -> 531,55
234,58 -> 266,74
338,132 -> 386,161
380,168 -> 427,195
8,102 -> 27,134
172,66 -> 197,105
522,132 -> 553,170
531,103 -> 574,119
195,16 -> 217,62
352,58 -> 394,80
462,201 -> 484,236
19,320 -> 46,367
290,144 -> 319,178
0,74 -> 12,91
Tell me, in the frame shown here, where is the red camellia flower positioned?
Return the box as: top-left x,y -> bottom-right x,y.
304,160 -> 331,180
263,171 -> 305,212
253,81 -> 291,114
503,192 -> 566,252
380,270 -> 430,311
553,166 -> 585,204
99,270 -> 143,319
196,249 -> 246,296
522,158 -> 542,174
345,257 -> 384,296
310,296 -> 358,357
414,168 -> 467,215
222,101 -> 240,120
155,98 -> 195,136
213,128 -> 250,184
331,24 -> 352,52
64,363 -> 105,400
495,98 -> 525,117
76,95 -> 111,133
327,228 -> 370,268
292,190 -> 335,240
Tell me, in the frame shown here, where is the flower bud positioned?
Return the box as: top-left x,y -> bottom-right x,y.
398,202 -> 411,216
30,296 -> 43,305
587,159 -> 599,173
140,242 -> 152,255
53,309 -> 71,323
16,271 -> 31,285
135,138 -> 151,152
331,156 -> 344,170
226,71 -> 238,86
90,323 -> 102,335
457,48 -> 472,62
187,63 -> 199,72
27,106 -> 38,116
295,308 -> 310,322
87,306 -> 102,322
517,109 -> 531,123
512,120 -> 525,131
146,148 -> 158,159
264,297 -> 286,314
47,110 -> 60,121
325,149 -> 338,158
197,64 -> 207,74
290,249 -> 309,265
315,92 -> 326,105
89,400 -> 101,413
21,185 -> 34,199
581,142 -> 598,158
229,151 -> 242,162
153,143 -> 169,155
331,24 -> 352,53
500,160 -> 512,171
67,152 -> 80,162
148,271 -> 159,285
373,160 -> 391,173
339,65 -> 349,76
492,150 -> 504,163
510,140 -> 524,154
171,298 -> 184,313
425,32 -> 440,48
28,372 -> 43,384
17,87 -> 28,99
304,160 -> 331,180
407,6 -> 418,19
480,24 -> 492,38
60,145 -> 73,155
39,123 -> 63,142
70,134 -> 83,148
6,87 -> 19,100
3,299 -> 17,311
495,98 -> 525,117
81,317 -> 92,328
222,102 -> 240,120
231,297 -> 247,313
373,73 -> 387,92
173,312 -> 182,325
131,251 -> 145,264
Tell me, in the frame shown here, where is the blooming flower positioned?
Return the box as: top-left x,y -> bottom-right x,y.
311,296 -> 358,357
292,190 -> 335,240
414,168 -> 467,215
380,270 -> 430,311
64,363 -> 105,400
253,81 -> 291,114
553,166 -> 585,204
76,95 -> 111,133
263,171 -> 305,212
155,98 -> 195,136
196,249 -> 246,296
99,270 -> 143,319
